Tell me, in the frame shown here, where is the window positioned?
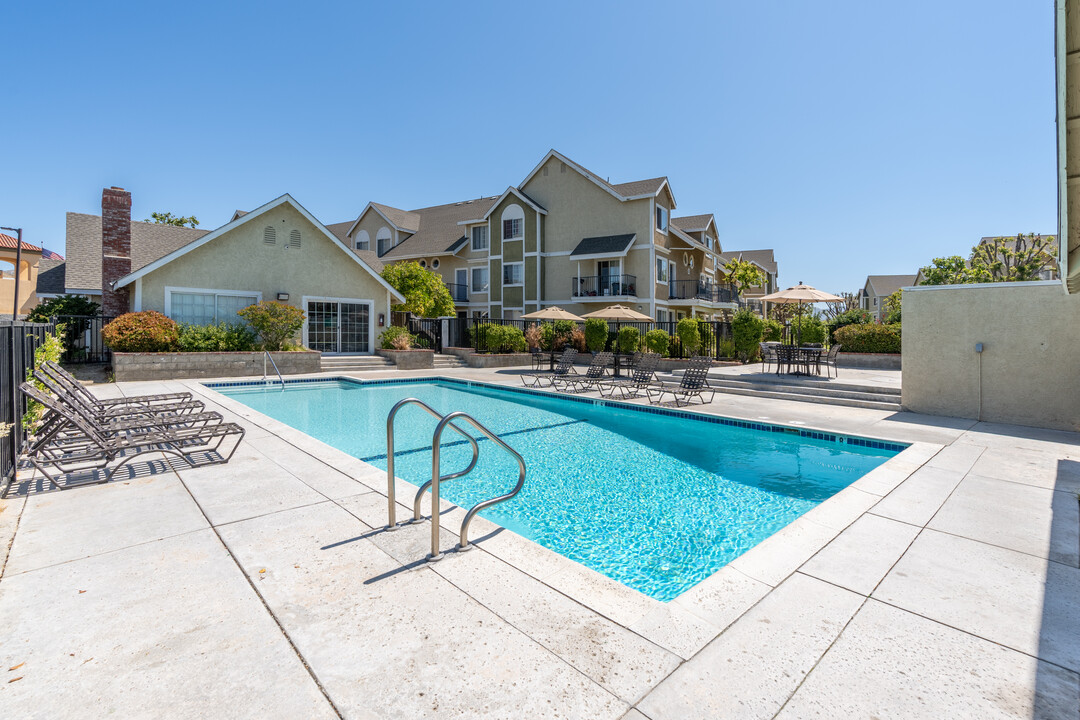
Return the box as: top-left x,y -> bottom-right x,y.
432,259 -> 440,269
419,260 -> 427,268
169,290 -> 259,325
504,310 -> 521,321
354,230 -> 370,251
655,206 -> 668,232
288,229 -> 301,249
656,258 -> 668,283
503,218 -> 523,240
471,267 -> 489,293
705,236 -> 714,251
873,297 -> 878,306
669,261 -> 675,283
501,204 -> 525,240
503,262 -> 524,286
656,309 -> 668,322
376,227 -> 392,256
263,226 -> 277,245
471,225 -> 488,251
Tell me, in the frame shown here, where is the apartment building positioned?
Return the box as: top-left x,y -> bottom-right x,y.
336,150 -> 770,322
860,274 -> 916,321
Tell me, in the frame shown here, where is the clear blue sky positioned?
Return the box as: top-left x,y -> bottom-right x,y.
0,1 -> 1057,293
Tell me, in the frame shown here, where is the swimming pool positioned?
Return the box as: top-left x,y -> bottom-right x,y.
213,377 -> 904,601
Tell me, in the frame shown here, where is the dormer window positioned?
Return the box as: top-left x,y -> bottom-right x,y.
472,225 -> 488,251
376,227 -> 392,256
355,230 -> 370,251
655,206 -> 668,232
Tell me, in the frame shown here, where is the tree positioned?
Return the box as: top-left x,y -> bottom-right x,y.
883,289 -> 902,324
24,294 -> 100,323
969,233 -> 1057,282
918,256 -> 991,286
721,258 -> 764,296
236,301 -> 306,351
380,261 -> 455,318
821,292 -> 860,321
145,212 -> 199,228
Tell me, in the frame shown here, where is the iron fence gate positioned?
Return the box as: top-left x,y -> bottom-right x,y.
1,321 -> 53,493
391,313 -> 443,353
50,315 -> 117,363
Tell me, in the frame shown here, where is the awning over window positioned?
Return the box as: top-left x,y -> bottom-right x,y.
568,234 -> 636,259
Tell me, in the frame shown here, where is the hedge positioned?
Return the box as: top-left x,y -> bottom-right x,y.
475,323 -> 527,353
833,323 -> 901,353
102,311 -> 179,352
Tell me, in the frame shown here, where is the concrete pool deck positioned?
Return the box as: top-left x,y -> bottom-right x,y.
1,366 -> 1078,719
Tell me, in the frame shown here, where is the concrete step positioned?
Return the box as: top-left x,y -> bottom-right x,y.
433,354 -> 468,369
706,381 -> 902,411
320,355 -> 395,372
706,377 -> 901,404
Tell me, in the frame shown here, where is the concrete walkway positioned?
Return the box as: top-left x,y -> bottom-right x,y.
1,367 -> 1077,719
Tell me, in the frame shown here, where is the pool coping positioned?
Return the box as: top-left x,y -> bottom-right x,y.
185,372 -> 942,662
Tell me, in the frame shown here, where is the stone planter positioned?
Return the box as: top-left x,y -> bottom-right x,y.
377,349 -> 434,369
466,353 -> 534,368
113,351 -> 321,381
836,352 -> 901,369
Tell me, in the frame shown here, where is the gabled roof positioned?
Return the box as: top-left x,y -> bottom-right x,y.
63,212 -> 208,292
865,274 -> 917,297
112,194 -> 404,303
569,234 -> 636,258
324,220 -> 384,273
35,257 -> 66,295
481,187 -> 547,219
671,214 -> 715,233
375,196 -> 500,261
723,249 -> 777,276
519,149 -> 676,205
0,233 -> 43,253
370,203 -> 421,233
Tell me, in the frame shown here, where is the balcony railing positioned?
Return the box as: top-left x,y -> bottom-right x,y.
572,274 -> 637,298
444,282 -> 469,302
667,280 -> 739,304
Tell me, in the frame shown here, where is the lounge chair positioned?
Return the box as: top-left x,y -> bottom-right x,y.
20,382 -> 245,490
521,349 -> 578,388
645,356 -> 716,407
33,367 -> 204,422
596,353 -> 661,399
40,361 -> 197,415
553,352 -> 612,393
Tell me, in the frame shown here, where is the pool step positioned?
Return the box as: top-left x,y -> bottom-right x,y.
703,377 -> 902,411
320,355 -> 395,372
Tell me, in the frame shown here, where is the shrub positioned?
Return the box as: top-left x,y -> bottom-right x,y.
570,327 -> 587,352
102,311 -> 179,352
524,323 -> 542,351
762,318 -> 784,343
883,289 -> 902,324
731,308 -> 765,363
237,301 -> 306,351
833,323 -> 901,353
22,328 -> 64,431
616,326 -> 640,354
676,318 -> 702,355
644,329 -> 670,356
718,338 -> 737,359
475,323 -> 526,353
176,323 -> 258,352
379,326 -> 416,350
584,318 -> 609,352
826,308 -> 873,342
540,320 -> 576,350
790,314 -> 827,345
24,294 -> 100,323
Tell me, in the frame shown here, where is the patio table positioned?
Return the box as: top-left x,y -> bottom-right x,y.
776,346 -> 825,376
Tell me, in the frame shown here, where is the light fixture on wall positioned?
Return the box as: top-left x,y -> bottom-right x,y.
277,292 -> 289,302
378,313 -> 385,327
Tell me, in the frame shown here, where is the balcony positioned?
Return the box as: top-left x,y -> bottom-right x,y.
444,282 -> 469,302
667,280 -> 739,304
571,274 -> 637,299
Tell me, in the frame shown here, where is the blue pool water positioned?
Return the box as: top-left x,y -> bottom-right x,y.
215,378 -> 903,601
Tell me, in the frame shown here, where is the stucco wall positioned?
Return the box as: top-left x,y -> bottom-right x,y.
136,203 -> 395,350
902,282 -> 1080,430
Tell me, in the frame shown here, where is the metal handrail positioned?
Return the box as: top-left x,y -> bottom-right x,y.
263,350 -> 285,390
431,411 -> 526,558
385,398 -> 479,530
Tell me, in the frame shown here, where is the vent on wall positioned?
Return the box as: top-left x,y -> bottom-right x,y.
264,226 -> 277,245
289,229 -> 301,248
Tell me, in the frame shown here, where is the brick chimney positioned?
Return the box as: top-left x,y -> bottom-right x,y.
101,186 -> 132,316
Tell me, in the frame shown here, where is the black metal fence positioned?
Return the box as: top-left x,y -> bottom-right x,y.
391,312 -> 443,352
452,317 -> 734,359
51,315 -> 117,364
1,321 -> 53,491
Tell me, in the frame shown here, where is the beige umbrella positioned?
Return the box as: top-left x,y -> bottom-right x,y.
520,306 -> 584,321
758,282 -> 842,345
579,304 -> 653,321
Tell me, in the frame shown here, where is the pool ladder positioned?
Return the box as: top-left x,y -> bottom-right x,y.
385,398 -> 526,561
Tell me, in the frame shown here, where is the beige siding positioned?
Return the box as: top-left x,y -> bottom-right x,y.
138,203 -> 393,341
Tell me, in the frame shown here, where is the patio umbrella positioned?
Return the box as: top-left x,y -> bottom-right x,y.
520,306 -> 584,321
580,305 -> 653,374
758,282 -> 842,345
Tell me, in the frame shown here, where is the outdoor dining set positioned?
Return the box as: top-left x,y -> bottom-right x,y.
760,342 -> 843,377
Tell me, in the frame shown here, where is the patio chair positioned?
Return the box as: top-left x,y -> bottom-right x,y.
20,382 -> 245,490
40,361 -> 196,414
34,366 -> 204,422
645,356 -> 716,407
520,349 -> 578,388
596,353 -> 661,399
821,343 -> 842,378
759,343 -> 778,373
553,352 -> 613,393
